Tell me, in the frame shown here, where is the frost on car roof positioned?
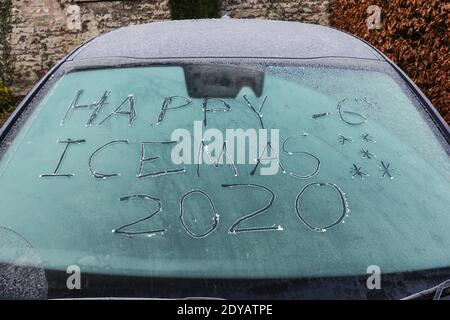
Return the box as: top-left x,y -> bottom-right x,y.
69,19 -> 382,61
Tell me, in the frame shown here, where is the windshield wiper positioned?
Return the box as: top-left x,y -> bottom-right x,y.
402,279 -> 450,300
53,296 -> 226,300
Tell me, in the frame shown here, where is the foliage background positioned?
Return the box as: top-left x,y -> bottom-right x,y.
0,0 -> 12,86
0,0 -> 13,126
169,0 -> 220,20
332,0 -> 449,124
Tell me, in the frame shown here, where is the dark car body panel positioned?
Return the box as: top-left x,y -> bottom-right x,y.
0,19 -> 449,300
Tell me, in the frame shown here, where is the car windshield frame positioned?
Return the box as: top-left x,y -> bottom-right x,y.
0,57 -> 449,300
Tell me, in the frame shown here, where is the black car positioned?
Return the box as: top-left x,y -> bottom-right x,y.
0,19 -> 449,300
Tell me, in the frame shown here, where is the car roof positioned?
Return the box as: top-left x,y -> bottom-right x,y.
69,19 -> 383,61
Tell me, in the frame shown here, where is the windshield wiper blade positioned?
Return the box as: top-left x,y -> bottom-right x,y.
402,279 -> 450,300
53,296 -> 226,300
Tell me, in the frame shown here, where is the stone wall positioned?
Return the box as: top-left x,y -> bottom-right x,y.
9,0 -> 171,96
221,0 -> 331,25
8,0 -> 331,96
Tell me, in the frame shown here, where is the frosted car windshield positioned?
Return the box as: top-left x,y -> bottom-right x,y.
0,63 -> 449,298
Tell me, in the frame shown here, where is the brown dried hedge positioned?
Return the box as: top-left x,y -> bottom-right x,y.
331,0 -> 449,124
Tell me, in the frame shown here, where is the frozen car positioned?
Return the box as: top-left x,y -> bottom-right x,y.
0,19 -> 449,300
